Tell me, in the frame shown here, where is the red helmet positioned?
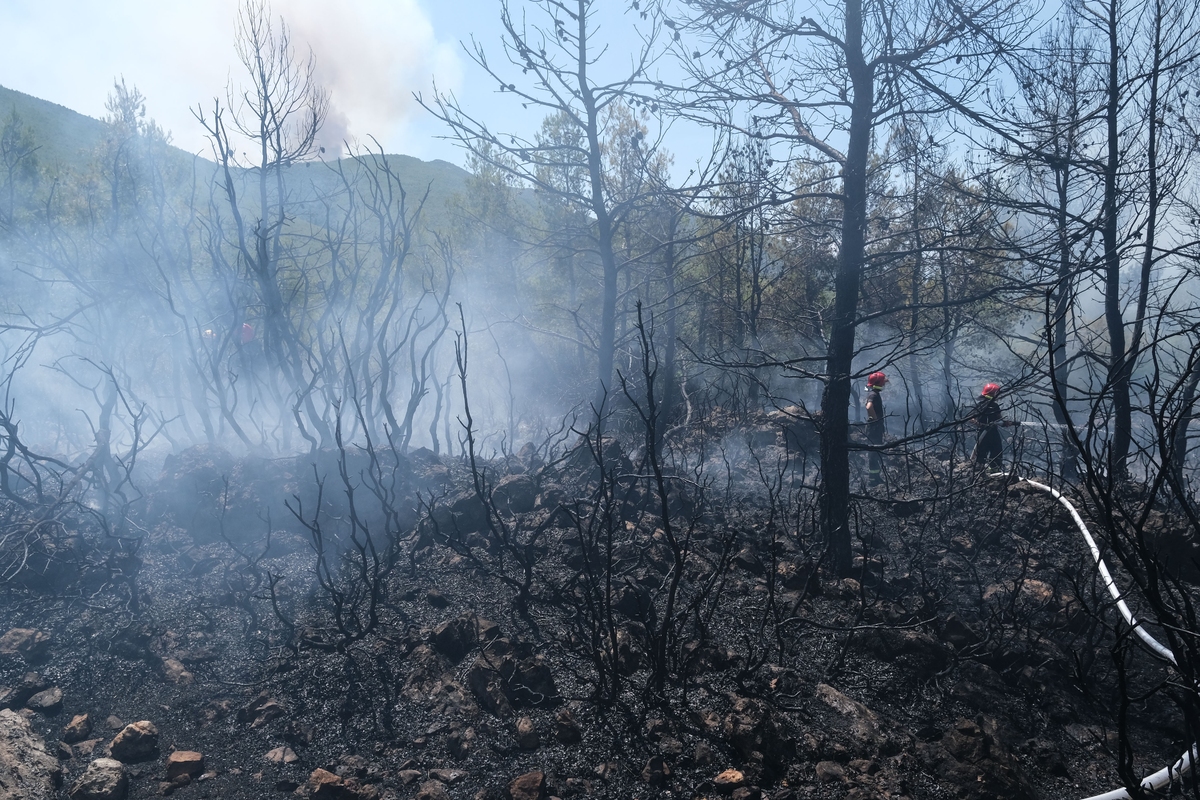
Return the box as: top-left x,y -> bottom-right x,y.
981,382 -> 1000,397
867,371 -> 888,388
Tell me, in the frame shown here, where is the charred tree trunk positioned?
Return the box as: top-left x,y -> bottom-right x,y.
820,0 -> 872,577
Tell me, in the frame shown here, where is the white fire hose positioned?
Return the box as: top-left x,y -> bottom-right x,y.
1017,477 -> 1194,799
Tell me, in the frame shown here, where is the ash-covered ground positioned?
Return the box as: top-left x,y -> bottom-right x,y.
0,417 -> 1190,800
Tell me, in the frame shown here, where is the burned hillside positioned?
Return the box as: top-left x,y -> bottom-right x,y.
5,0 -> 1200,799
0,407 -> 1195,800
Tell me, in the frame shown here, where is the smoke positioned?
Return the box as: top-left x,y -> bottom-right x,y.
284,0 -> 461,157
0,0 -> 461,159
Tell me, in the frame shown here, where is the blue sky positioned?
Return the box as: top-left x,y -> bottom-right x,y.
0,0 -> 690,167
0,0 -> 490,163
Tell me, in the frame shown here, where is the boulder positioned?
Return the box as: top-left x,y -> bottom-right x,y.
0,673 -> 49,710
492,475 -> 538,514
815,683 -> 886,751
415,780 -> 451,800
26,687 -> 63,715
467,659 -> 513,718
918,717 -> 1034,800
432,615 -> 477,663
264,746 -> 299,764
236,694 -> 286,728
554,708 -> 582,744
431,492 -> 488,536
713,768 -> 746,792
0,629 -> 51,663
641,755 -> 671,786
161,658 -> 194,686
508,770 -> 546,800
0,709 -> 61,800
63,714 -> 92,744
848,627 -> 949,682
68,758 -> 126,800
165,751 -> 204,780
721,695 -> 793,779
308,768 -> 344,800
108,721 -> 159,763
515,716 -> 539,750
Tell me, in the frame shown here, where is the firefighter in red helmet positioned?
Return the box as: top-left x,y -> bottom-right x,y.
972,382 -> 1013,471
865,372 -> 888,487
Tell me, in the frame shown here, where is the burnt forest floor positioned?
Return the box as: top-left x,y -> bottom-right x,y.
0,427 -> 1193,800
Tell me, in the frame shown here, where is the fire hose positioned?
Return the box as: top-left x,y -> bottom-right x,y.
1015,477 -> 1194,799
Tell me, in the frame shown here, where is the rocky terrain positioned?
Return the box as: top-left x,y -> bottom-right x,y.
0,422 -> 1190,800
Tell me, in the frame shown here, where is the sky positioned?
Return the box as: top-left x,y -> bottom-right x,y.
0,0 -> 514,165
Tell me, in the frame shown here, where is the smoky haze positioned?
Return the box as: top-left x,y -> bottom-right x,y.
0,0 -> 460,160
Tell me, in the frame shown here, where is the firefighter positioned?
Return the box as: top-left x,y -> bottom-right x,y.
865,371 -> 887,487
972,382 -> 1014,471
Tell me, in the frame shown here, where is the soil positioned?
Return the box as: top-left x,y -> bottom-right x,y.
0,429 -> 1190,800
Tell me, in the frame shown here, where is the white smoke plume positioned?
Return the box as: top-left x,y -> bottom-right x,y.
0,0 -> 461,159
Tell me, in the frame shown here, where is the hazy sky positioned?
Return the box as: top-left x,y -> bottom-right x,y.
0,0 -> 510,164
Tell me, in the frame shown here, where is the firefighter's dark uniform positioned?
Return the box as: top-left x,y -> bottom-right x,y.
866,386 -> 884,486
973,394 -> 1004,470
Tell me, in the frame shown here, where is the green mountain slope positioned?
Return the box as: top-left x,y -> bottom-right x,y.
0,84 -> 109,173
0,83 -> 473,220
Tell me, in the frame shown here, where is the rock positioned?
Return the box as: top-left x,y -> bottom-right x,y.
815,683 -> 886,751
515,716 -> 540,750
713,768 -> 746,792
447,726 -> 475,759
508,770 -> 546,800
74,740 -> 102,759
264,746 -> 299,764
108,721 -> 159,763
397,769 -> 422,785
721,695 -> 793,779
425,589 -> 450,608
0,673 -> 49,710
475,617 -> 503,643
0,629 -> 51,663
166,751 -> 204,780
161,659 -> 194,686
467,658 -> 513,718
308,768 -> 343,800
431,491 -> 489,536
942,614 -> 981,649
68,758 -> 126,800
415,780 -> 451,800
0,708 -> 61,799
427,768 -> 466,784
237,694 -> 286,728
848,628 -> 949,682
614,584 -> 654,622
640,755 -> 671,786
492,474 -> 538,514
730,788 -> 761,800
918,717 -> 1034,800
403,645 -> 450,702
105,716 -> 124,731
732,546 -> 765,575
432,615 -> 478,663
303,767 -> 375,800
815,761 -> 846,783
26,687 -> 63,715
554,708 -> 582,744
200,699 -> 232,726
63,714 -> 93,744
